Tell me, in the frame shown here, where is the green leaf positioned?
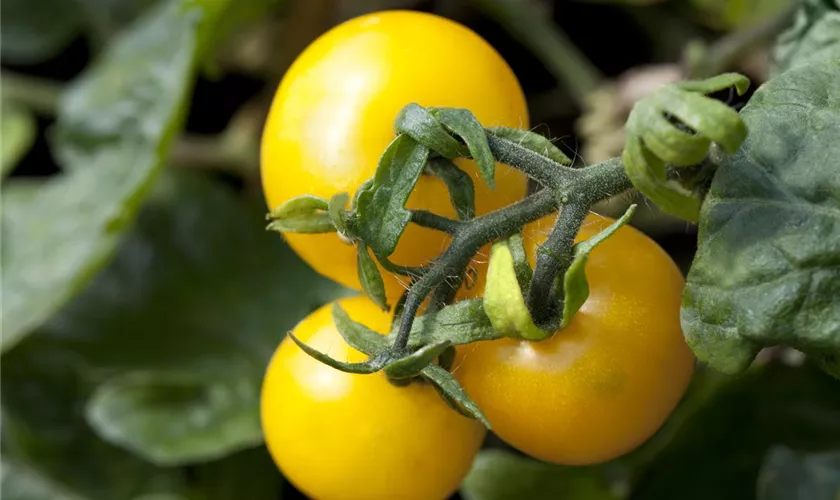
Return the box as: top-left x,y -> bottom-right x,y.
631,364 -> 840,500
0,458 -> 87,500
0,0 -> 83,63
287,334 -> 392,374
189,447 -> 283,500
1,0 -> 214,353
421,364 -> 489,427
561,205 -> 636,328
810,350 -> 840,380
0,102 -> 36,178
682,59 -> 840,373
773,0 -> 840,75
757,446 -> 840,500
461,449 -> 618,500
393,103 -> 465,159
403,299 -> 504,349
425,157 -> 476,220
487,126 -> 572,165
354,134 -> 430,256
690,0 -> 792,30
384,341 -> 451,379
2,171 -> 350,471
357,245 -> 389,311
328,192 -> 351,236
266,194 -> 335,233
332,302 -> 390,356
85,371 -> 262,466
483,241 -> 549,341
434,108 -> 496,187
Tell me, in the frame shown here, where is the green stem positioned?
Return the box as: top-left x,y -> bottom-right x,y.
410,210 -> 462,234
473,0 -> 604,106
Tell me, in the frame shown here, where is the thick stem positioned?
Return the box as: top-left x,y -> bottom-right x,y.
411,210 -> 461,234
486,133 -> 573,189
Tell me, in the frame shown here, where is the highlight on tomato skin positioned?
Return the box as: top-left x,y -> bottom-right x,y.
454,213 -> 696,466
259,9 -> 530,299
260,295 -> 487,500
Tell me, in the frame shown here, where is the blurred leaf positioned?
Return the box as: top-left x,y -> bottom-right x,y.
0,180 -> 42,219
189,447 -> 283,500
757,446 -> 840,500
0,102 -> 36,178
690,0 -> 794,31
681,60 -> 840,373
0,459 -> 86,500
461,449 -> 618,500
1,0 -> 215,353
773,0 -> 840,74
0,0 -> 83,63
630,364 -> 840,500
85,371 -> 261,466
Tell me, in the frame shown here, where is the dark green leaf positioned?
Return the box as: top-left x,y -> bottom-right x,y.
487,126 -> 572,165
434,108 -> 496,187
402,299 -> 503,349
357,245 -> 389,311
0,102 -> 36,178
461,449 -> 618,500
0,0 -> 82,63
689,0 -> 791,30
85,371 -> 262,466
1,0 -> 213,352
758,446 -> 840,500
354,134 -> 430,256
393,103 -> 465,159
425,157 -> 476,220
384,341 -> 451,379
811,350 -> 840,380
631,364 -> 840,500
774,0 -> 840,75
332,302 -> 389,356
421,364 -> 489,427
189,447 -> 283,500
561,205 -> 636,328
0,458 -> 87,500
266,194 -> 334,233
682,59 -> 840,373
328,192 -> 351,235
2,171 -> 349,472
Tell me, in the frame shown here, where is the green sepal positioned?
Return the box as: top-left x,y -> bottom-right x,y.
397,299 -> 503,349
354,134 -> 430,256
560,205 -> 636,328
328,192 -> 352,237
483,240 -> 551,341
623,73 -> 750,222
432,107 -> 496,188
486,127 -> 572,166
357,244 -> 389,311
286,332 -> 391,374
421,364 -> 491,427
332,302 -> 389,356
384,341 -> 452,380
394,103 -> 466,159
266,195 -> 335,234
425,157 -> 476,220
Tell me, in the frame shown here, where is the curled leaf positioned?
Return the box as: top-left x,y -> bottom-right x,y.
561,205 -> 636,328
266,195 -> 334,234
384,341 -> 452,379
483,240 -> 550,341
422,364 -> 490,427
425,157 -> 476,220
357,244 -> 389,311
433,108 -> 496,187
394,103 -> 465,159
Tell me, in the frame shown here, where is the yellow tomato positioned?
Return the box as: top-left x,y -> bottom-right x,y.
261,10 -> 529,299
260,295 -> 486,500
454,213 -> 695,465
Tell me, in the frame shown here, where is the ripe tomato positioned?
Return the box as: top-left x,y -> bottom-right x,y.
454,213 -> 695,465
261,10 -> 529,299
260,295 -> 486,500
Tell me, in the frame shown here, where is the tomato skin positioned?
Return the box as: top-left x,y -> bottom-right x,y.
260,10 -> 529,299
454,214 -> 695,465
260,296 -> 486,500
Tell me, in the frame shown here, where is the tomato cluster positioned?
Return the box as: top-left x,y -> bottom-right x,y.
259,10 -> 694,500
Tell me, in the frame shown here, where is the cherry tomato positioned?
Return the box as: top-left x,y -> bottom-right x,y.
454,213 -> 695,465
261,10 -> 529,299
260,295 -> 486,500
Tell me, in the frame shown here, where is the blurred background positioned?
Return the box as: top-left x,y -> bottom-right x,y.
3,0 -> 838,499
